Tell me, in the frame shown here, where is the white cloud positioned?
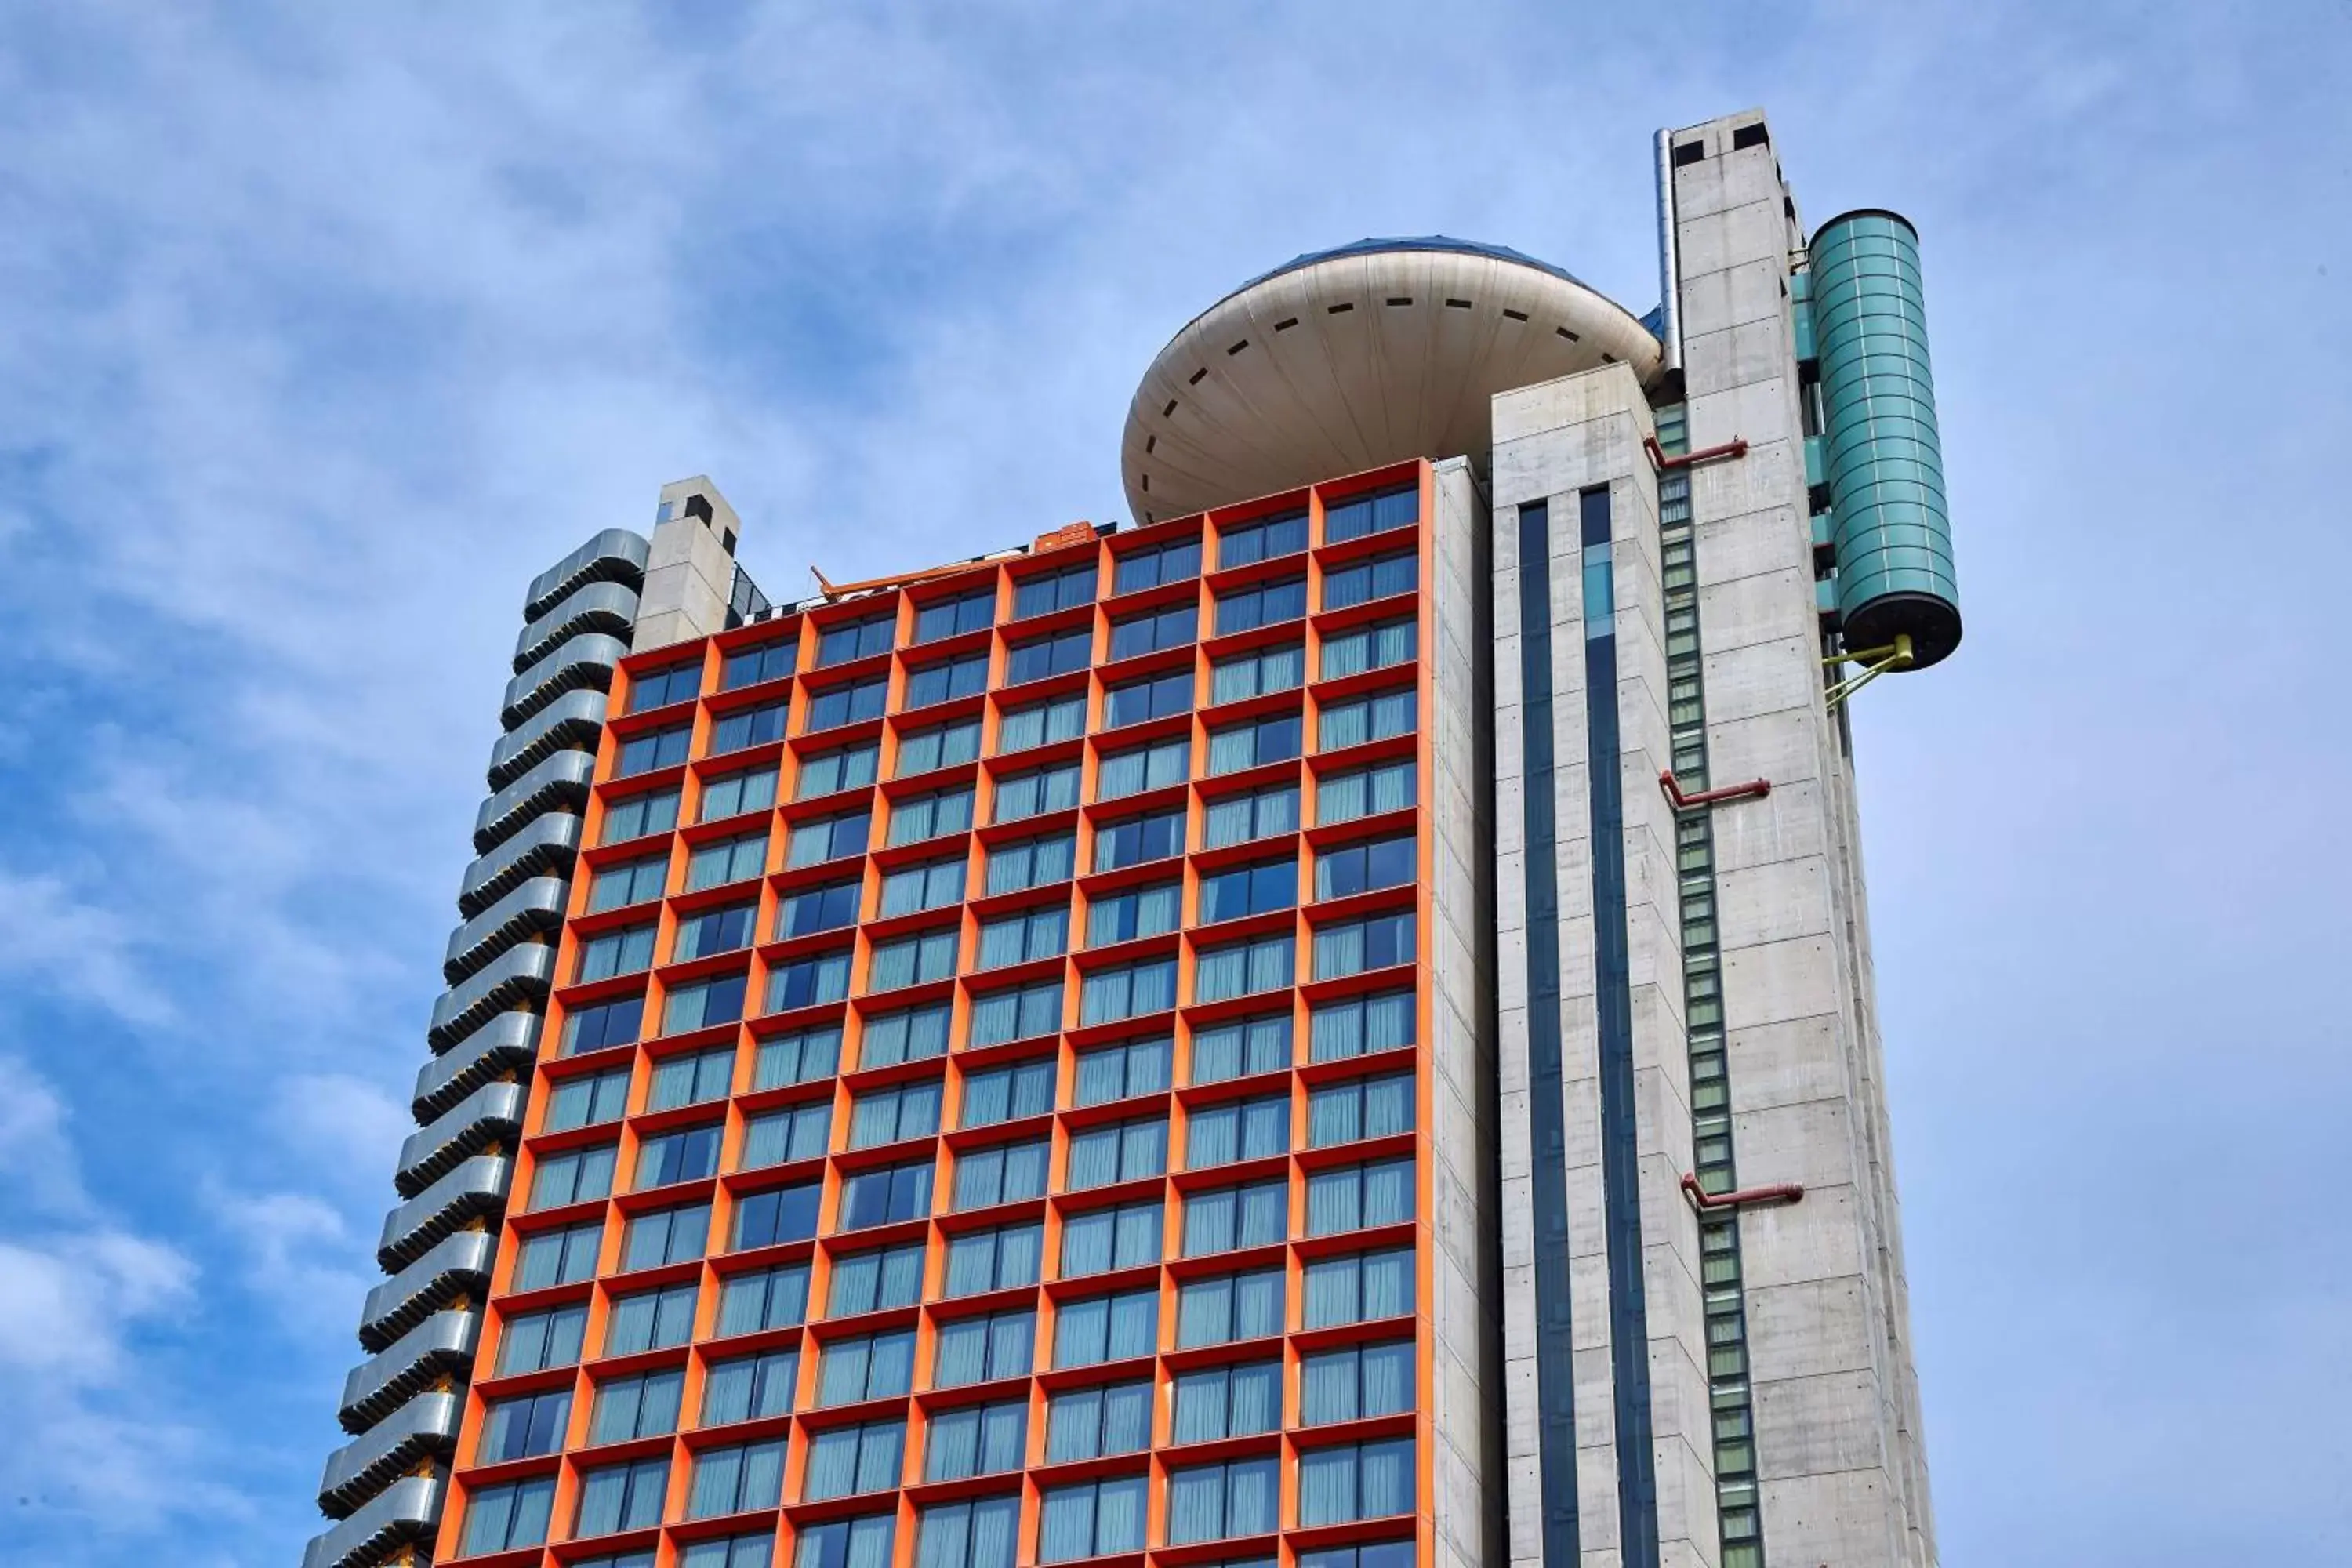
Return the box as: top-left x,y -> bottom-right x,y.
278,1074 -> 414,1194
212,1187 -> 374,1340
0,1051 -> 89,1214
0,869 -> 171,1028
0,1054 -> 216,1534
0,1385 -> 231,1537
0,1059 -> 194,1361
0,1232 -> 194,1379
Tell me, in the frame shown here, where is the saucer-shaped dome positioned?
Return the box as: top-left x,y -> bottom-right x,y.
1122,238 -> 1663,521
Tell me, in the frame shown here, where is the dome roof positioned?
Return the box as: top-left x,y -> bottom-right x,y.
1123,237 -> 1663,521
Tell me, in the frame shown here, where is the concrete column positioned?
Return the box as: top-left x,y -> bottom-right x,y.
1425,456 -> 1506,1568
632,475 -> 744,651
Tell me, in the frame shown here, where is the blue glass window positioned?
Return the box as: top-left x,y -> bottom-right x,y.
1094,737 -> 1189,800
1322,484 -> 1418,544
628,661 -> 702,713
1219,510 -> 1308,568
696,1354 -> 800,1420
816,613 -> 895,667
966,980 -> 1064,1047
1207,713 -> 1301,775
723,638 -> 795,691
796,744 -> 877,800
896,719 -> 982,777
710,699 -> 788,753
731,1181 -> 822,1250
600,787 -> 680,842
1198,858 -> 1295,923
1322,550 -> 1417,611
778,880 -> 859,938
1084,883 -> 1179,947
1014,563 -> 1098,619
1214,576 -> 1306,635
905,652 -> 988,710
914,588 -> 995,644
805,675 -> 887,731
616,724 -> 691,778
1189,1014 -> 1290,1083
993,761 -> 1080,823
1092,806 -> 1185,872
1107,604 -> 1194,661
1007,627 -> 1092,684
1112,537 -> 1200,595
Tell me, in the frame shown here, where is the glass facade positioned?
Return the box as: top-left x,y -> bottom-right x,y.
445,473 -> 1436,1567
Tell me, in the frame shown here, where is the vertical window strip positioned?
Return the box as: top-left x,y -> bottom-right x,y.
1580,485 -> 1660,1568
1513,500 -> 1581,1566
1654,409 -> 1766,1568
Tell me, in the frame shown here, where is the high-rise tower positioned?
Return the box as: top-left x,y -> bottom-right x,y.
308,108 -> 1946,1568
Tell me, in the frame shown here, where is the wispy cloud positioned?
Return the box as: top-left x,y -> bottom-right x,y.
210,1186 -> 374,1340
0,869 -> 172,1027
0,1231 -> 194,1380
0,1053 -> 216,1532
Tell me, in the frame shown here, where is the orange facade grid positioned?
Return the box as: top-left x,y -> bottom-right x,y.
437,462 -> 1447,1568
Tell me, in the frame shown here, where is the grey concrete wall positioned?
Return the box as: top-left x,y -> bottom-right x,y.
1491,365 -> 1714,1568
1668,107 -> 1936,1567
1426,456 -> 1504,1568
1823,699 -> 1938,1565
633,475 -> 743,650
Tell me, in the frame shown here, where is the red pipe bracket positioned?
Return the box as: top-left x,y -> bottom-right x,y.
1644,434 -> 1750,470
1681,1172 -> 1806,1212
1658,770 -> 1771,811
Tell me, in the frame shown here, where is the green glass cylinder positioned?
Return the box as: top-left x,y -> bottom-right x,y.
1810,209 -> 1962,667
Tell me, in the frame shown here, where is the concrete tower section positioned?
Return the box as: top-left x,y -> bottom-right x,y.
1668,108 -> 1935,1568
1490,365 -> 1704,1568
1490,110 -> 1938,1568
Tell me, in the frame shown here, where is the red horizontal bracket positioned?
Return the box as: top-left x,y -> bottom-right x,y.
1644,434 -> 1749,470
1682,1172 -> 1805,1212
1658,769 -> 1770,811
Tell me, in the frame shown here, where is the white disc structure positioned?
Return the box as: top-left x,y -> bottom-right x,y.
1122,238 -> 1664,521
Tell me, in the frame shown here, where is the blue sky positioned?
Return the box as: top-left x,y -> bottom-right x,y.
0,2 -> 2344,1563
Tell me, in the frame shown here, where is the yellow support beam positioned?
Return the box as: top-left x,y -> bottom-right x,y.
1824,633 -> 1913,710
1822,633 -> 1915,669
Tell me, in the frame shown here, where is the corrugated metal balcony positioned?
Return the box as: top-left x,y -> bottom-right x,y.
317,1391 -> 460,1518
339,1309 -> 479,1432
426,944 -> 553,1051
358,1229 -> 495,1353
473,751 -> 593,855
394,1081 -> 524,1198
524,527 -> 648,622
514,579 -> 638,672
442,876 -> 568,983
456,811 -> 581,919
500,630 -> 628,729
376,1155 -> 510,1272
485,688 -> 607,792
412,1011 -> 539,1123
301,1466 -> 445,1568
